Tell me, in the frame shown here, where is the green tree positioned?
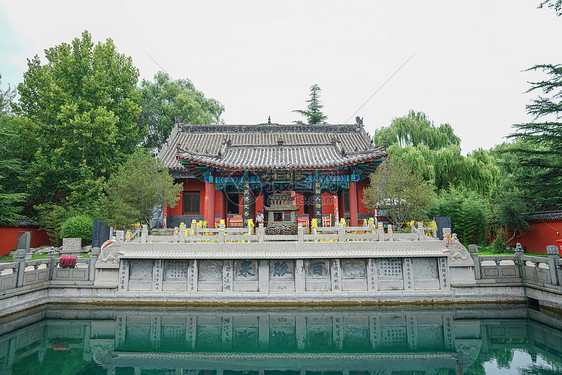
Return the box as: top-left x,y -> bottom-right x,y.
373,110 -> 460,150
36,203 -> 68,246
539,0 -> 562,16
385,143 -> 498,196
430,187 -> 490,245
0,75 -> 32,224
489,142 -> 531,242
138,71 -> 224,151
363,158 -> 433,229
293,84 -> 328,124
375,112 -> 498,197
0,73 -> 16,115
433,146 -> 498,196
0,126 -> 28,225
508,64 -> 562,208
16,30 -> 143,210
101,150 -> 182,228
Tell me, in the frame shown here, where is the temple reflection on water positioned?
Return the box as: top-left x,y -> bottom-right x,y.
0,305 -> 561,374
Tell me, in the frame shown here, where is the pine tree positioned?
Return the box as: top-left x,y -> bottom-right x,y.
508,64 -> 562,208
538,0 -> 562,16
293,84 -> 328,125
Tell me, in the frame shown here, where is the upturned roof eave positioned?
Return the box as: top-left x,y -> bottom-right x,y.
176,153 -> 387,172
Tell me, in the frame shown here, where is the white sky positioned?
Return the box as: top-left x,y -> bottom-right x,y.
1,0 -> 560,153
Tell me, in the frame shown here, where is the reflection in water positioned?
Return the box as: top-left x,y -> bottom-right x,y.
0,304 -> 561,374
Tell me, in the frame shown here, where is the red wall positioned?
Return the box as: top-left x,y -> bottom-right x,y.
167,177 -> 376,225
508,220 -> 562,254
168,178 -> 206,216
357,179 -> 371,214
0,227 -> 51,256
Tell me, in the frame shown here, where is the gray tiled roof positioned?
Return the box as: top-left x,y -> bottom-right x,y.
158,123 -> 386,171
525,210 -> 562,222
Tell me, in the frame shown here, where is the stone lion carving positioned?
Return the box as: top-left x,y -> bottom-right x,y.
455,339 -> 482,366
444,235 -> 473,266
91,340 -> 114,364
96,240 -> 123,267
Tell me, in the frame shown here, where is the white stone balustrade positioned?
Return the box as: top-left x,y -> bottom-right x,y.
141,224 -> 432,244
0,256 -> 92,293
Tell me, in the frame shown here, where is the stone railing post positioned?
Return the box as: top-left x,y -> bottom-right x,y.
387,226 -> 393,241
443,228 -> 451,247
257,223 -> 265,243
337,225 -> 345,243
15,249 -> 26,287
48,247 -> 57,280
371,223 -> 378,241
546,245 -> 560,286
89,246 -> 100,282
298,224 -> 304,242
219,222 -> 225,243
141,225 -> 148,243
191,221 -> 198,243
468,244 -> 481,280
181,223 -> 188,243
378,223 -> 384,242
514,242 -> 524,279
312,226 -> 318,242
417,222 -> 425,241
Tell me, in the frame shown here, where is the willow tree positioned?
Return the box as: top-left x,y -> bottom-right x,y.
373,110 -> 460,150
375,111 -> 498,197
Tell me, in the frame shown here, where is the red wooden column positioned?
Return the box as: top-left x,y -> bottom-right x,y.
220,190 -> 227,222
338,191 -> 345,220
205,181 -> 216,228
349,180 -> 358,227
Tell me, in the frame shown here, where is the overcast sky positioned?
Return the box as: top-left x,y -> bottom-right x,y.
1,0 -> 560,153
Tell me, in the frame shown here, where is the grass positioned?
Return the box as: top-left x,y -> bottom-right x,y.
473,245 -> 550,257
0,252 -> 91,263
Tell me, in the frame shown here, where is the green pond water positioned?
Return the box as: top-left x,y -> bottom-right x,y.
0,303 -> 561,375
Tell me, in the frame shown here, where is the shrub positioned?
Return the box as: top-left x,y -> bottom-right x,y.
430,187 -> 490,245
491,228 -> 507,254
60,215 -> 94,245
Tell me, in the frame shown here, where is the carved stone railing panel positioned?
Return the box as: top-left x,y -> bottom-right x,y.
52,258 -> 90,282
474,251 -> 561,291
148,224 -> 440,244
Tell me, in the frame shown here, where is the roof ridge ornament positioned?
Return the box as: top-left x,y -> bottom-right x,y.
218,139 -> 231,159
355,116 -> 363,126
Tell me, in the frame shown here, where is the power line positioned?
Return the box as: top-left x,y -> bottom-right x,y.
345,52 -> 417,124
146,52 -> 169,75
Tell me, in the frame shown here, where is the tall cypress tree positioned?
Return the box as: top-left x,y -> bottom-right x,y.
293,84 -> 328,125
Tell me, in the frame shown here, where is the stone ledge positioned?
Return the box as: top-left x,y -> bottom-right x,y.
119,241 -> 447,259
2,283 -> 561,318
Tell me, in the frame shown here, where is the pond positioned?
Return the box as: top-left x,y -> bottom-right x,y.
0,303 -> 560,374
